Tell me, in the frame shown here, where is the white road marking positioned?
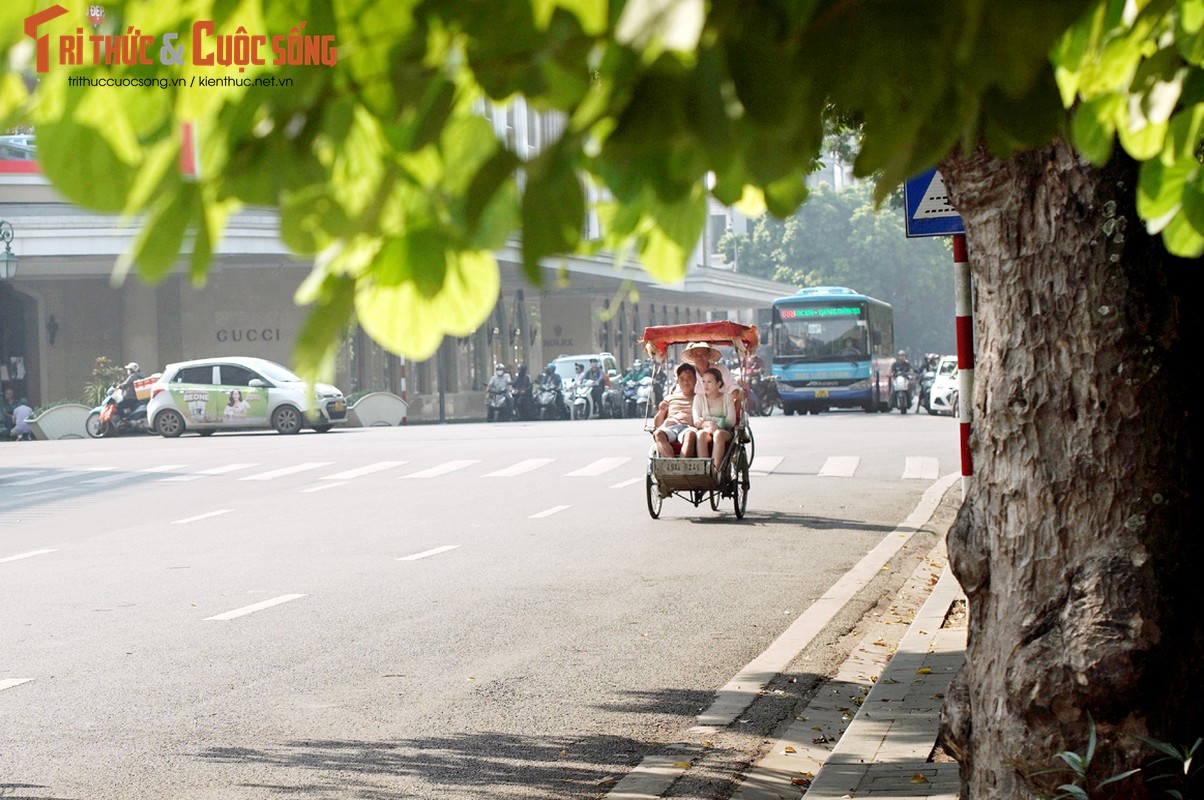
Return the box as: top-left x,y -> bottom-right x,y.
0,549 -> 57,564
397,545 -> 461,561
902,456 -> 940,480
0,471 -> 46,481
321,461 -> 407,480
301,482 -> 347,493
610,477 -> 642,489
172,509 -> 233,525
402,460 -> 479,479
205,594 -> 307,621
240,462 -> 332,481
565,457 -> 631,477
530,505 -> 571,518
159,463 -> 260,482
82,464 -> 188,484
818,456 -> 860,477
4,471 -> 87,486
1,678 -> 33,692
749,456 -> 784,475
483,458 -> 555,478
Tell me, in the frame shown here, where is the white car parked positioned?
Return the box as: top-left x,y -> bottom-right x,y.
147,356 -> 347,437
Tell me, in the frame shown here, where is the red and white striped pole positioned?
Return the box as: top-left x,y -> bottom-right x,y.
952,233 -> 973,497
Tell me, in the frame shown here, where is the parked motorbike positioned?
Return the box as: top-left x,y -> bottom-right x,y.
748,374 -> 781,417
891,372 -> 913,414
568,379 -> 595,420
486,386 -> 513,422
86,386 -> 151,437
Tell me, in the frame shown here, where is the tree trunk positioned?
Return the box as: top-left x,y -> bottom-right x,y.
938,141 -> 1200,798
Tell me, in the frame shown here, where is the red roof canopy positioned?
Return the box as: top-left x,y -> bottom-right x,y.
640,321 -> 759,360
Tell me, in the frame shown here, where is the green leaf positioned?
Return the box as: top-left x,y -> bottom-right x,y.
1072,95 -> 1122,164
1162,201 -> 1204,255
636,183 -> 706,283
1138,157 -> 1194,222
521,144 -> 584,282
293,273 -> 357,384
126,182 -> 201,281
356,249 -> 500,360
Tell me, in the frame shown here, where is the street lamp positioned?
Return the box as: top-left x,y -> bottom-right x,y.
0,220 -> 16,281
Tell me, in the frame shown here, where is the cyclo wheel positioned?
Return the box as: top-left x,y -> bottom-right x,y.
743,424 -> 756,468
646,467 -> 663,519
732,448 -> 749,519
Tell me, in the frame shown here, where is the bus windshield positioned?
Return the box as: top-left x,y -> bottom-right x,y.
774,304 -> 868,362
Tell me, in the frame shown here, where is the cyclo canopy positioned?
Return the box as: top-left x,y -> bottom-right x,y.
639,321 -> 760,363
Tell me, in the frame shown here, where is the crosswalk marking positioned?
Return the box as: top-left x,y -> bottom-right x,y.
0,678 -> 33,692
301,482 -> 346,493
82,464 -> 189,484
749,456 -> 784,476
321,461 -> 407,480
159,463 -> 260,482
610,477 -> 642,489
4,471 -> 87,486
172,509 -> 233,525
240,462 -> 332,481
902,457 -> 939,480
818,456 -> 860,477
565,457 -> 631,477
0,471 -> 46,481
483,458 -> 555,478
402,460 -> 479,479
530,504 -> 571,518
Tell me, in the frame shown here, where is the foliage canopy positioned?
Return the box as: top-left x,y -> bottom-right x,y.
1,0 -> 1199,377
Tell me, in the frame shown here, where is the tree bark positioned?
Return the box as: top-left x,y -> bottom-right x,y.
938,141 -> 1200,798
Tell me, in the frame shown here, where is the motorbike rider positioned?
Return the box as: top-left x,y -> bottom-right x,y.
917,353 -> 939,411
511,364 -> 533,420
620,358 -> 650,384
582,358 -> 608,417
891,350 -> 913,379
538,363 -> 565,417
485,363 -> 513,422
116,362 -> 144,420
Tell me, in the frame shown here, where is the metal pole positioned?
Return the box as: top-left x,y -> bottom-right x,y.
953,233 -> 973,498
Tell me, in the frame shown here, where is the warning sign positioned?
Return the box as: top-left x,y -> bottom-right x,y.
904,168 -> 965,238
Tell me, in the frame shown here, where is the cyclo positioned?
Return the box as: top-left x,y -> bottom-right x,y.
640,321 -> 758,520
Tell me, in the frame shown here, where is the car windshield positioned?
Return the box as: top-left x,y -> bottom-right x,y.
937,358 -> 957,377
254,360 -> 303,383
553,357 -> 592,382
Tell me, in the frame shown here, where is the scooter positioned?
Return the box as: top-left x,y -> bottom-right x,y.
749,374 -> 780,417
600,373 -> 623,419
891,372 -> 913,414
917,367 -> 936,414
568,379 -> 595,420
534,385 -> 568,420
87,386 -> 151,437
486,386 -> 513,422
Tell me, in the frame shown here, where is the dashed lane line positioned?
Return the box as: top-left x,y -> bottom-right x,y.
0,549 -> 57,564
397,545 -> 461,561
1,678 -> 33,692
530,505 -> 571,518
204,594 -> 307,621
749,456 -> 784,476
172,509 -> 233,525
82,464 -> 189,484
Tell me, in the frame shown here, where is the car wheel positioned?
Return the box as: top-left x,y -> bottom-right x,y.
85,412 -> 103,438
156,409 -> 185,438
272,405 -> 303,434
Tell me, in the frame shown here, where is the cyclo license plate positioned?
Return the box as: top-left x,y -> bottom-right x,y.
656,459 -> 710,476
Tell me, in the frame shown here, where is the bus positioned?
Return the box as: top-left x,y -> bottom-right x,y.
769,286 -> 895,415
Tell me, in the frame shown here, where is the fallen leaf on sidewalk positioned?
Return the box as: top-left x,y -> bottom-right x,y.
791,776 -> 814,787
911,773 -> 931,784
916,667 -> 933,674
673,761 -> 691,769
784,746 -> 797,754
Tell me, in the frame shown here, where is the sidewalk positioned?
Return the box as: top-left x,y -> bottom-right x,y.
733,566 -> 965,800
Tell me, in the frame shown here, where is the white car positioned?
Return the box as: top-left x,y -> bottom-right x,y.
928,355 -> 959,416
147,356 -> 347,437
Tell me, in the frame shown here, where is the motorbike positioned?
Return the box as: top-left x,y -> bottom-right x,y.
917,367 -> 937,414
486,385 -> 513,422
623,376 -> 655,418
512,384 -> 537,421
535,384 -> 568,420
600,373 -> 624,419
748,373 -> 780,417
86,385 -> 151,437
891,371 -> 913,414
568,379 -> 595,420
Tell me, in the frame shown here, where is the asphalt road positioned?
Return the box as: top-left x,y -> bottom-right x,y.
1,410 -> 960,799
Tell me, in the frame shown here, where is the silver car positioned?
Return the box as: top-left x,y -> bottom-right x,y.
147,356 -> 347,437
